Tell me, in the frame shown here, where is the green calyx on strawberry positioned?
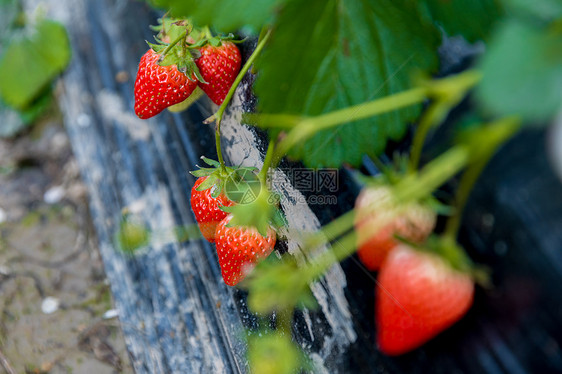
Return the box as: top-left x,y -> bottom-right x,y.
221,186 -> 285,238
245,256 -> 317,314
134,21 -> 206,119
192,33 -> 243,106
215,215 -> 277,286
189,157 -> 257,242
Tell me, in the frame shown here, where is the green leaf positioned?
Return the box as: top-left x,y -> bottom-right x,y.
0,20 -> 70,110
502,0 -> 562,24
247,330 -> 304,374
246,256 -> 317,314
0,91 -> 52,138
254,0 -> 440,168
0,0 -> 20,42
421,0 -> 503,42
150,0 -> 285,32
476,20 -> 562,123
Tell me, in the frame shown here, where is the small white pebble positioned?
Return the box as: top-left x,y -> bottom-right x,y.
41,297 -> 60,314
0,265 -> 10,275
44,186 -> 65,204
77,113 -> 91,128
0,207 -> 6,224
102,309 -> 119,319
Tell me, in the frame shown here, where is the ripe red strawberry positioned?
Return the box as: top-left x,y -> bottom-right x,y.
195,41 -> 241,105
376,244 -> 474,355
215,216 -> 276,286
354,186 -> 436,270
134,49 -> 198,119
190,176 -> 235,242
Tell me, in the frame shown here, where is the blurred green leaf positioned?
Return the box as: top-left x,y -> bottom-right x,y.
254,0 -> 440,167
0,0 -> 20,42
0,92 -> 51,138
0,101 -> 27,138
421,0 -> 502,42
503,0 -> 562,24
150,0 -> 284,32
476,20 -> 562,123
245,256 -> 317,314
247,331 -> 303,374
0,19 -> 70,110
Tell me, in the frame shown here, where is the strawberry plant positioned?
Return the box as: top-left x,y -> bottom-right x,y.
124,0 -> 562,371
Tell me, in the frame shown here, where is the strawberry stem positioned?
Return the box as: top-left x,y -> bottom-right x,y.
297,146 -> 470,279
215,127 -> 226,171
409,71 -> 482,171
161,29 -> 188,57
274,87 -> 428,159
208,29 -> 272,128
258,140 -> 276,185
443,117 -> 521,240
393,146 -> 469,204
210,30 -> 272,170
306,231 -> 359,281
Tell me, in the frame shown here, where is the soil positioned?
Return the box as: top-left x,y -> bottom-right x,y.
0,117 -> 133,373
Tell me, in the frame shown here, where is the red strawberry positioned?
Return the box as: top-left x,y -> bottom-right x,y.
215,216 -> 276,286
134,49 -> 198,119
190,176 -> 235,242
354,186 -> 436,270
195,41 -> 242,105
376,244 -> 474,355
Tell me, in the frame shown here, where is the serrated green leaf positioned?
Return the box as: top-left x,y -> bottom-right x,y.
0,20 -> 70,110
421,0 -> 502,42
476,20 -> 562,123
254,0 -> 440,168
150,0 -> 285,32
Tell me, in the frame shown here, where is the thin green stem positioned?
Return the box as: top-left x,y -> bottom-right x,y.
303,209 -> 356,251
306,231 -> 358,281
276,308 -> 293,336
444,117 -> 521,239
215,128 -> 226,170
409,101 -> 449,171
208,29 -> 272,127
208,30 -> 272,169
258,140 -> 276,185
161,30 -> 188,56
276,87 -> 428,158
409,71 -> 482,171
394,145 -> 469,204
